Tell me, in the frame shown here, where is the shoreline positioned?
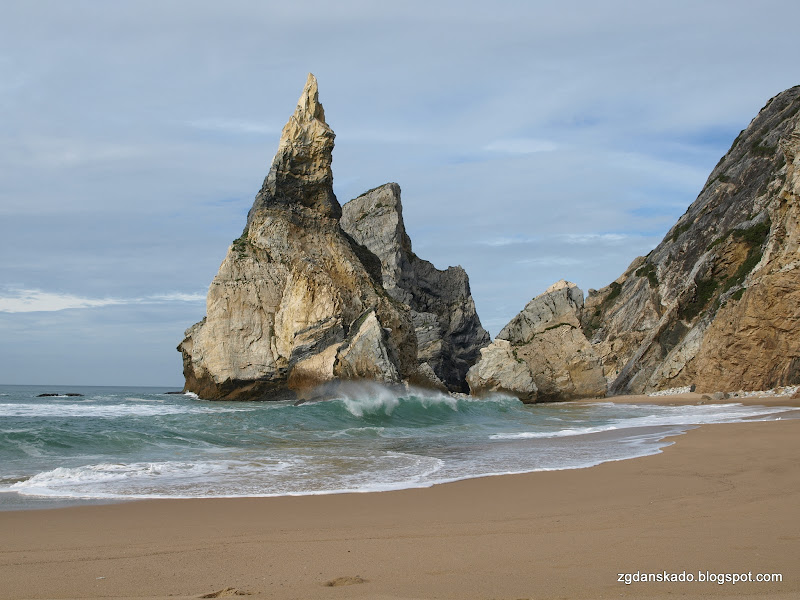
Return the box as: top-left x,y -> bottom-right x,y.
1,415 -> 798,599
3,394 -> 797,512
581,391 -> 800,408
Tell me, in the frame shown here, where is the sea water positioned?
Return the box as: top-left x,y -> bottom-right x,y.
0,383 -> 796,510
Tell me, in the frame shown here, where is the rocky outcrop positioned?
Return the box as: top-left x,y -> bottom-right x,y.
580,85 -> 800,394
178,74 -> 487,400
467,281 -> 606,402
179,74 -> 418,400
466,339 -> 538,401
340,184 -> 490,392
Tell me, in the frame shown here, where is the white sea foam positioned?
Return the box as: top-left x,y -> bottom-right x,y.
491,425 -> 619,440
330,382 -> 460,417
5,452 -> 446,500
0,402 -> 254,418
8,459 -> 288,498
490,404 -> 796,441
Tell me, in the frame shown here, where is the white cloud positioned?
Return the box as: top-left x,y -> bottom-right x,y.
481,233 -> 637,247
479,235 -> 540,247
484,138 -> 558,154
0,289 -> 206,313
14,136 -> 144,168
187,118 -> 277,135
516,256 -> 583,266
558,233 -> 633,245
148,292 -> 207,303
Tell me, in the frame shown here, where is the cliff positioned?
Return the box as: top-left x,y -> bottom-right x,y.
178,74 -> 488,399
469,84 -> 800,400
583,85 -> 800,394
341,184 -> 490,392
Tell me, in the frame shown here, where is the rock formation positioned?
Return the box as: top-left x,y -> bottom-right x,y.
580,85 -> 800,394
178,74 -> 488,399
340,184 -> 490,392
470,85 -> 800,399
467,281 -> 606,401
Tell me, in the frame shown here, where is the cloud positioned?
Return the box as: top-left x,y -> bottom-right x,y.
557,233 -> 635,245
516,256 -> 584,267
0,288 -> 206,313
12,136 -> 144,168
480,233 -> 641,248
186,118 -> 277,135
1,1 -> 799,384
479,235 -> 540,247
484,138 -> 558,154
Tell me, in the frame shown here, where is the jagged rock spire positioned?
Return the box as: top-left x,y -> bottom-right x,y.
247,73 -> 340,225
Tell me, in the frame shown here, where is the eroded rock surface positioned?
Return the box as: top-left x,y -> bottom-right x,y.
178,75 -> 488,399
341,184 -> 490,392
580,85 -> 800,394
468,281 -> 606,402
178,75 -> 416,400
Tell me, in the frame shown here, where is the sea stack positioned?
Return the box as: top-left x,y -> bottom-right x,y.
178,74 -> 488,399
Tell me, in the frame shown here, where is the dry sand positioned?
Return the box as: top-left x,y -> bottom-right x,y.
1,402 -> 798,600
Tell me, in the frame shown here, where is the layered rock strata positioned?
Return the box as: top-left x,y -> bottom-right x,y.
179,74 -> 487,399
467,281 -> 606,402
581,85 -> 800,394
340,184 -> 490,392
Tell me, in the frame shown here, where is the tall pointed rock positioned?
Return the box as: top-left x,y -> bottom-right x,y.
179,75 -> 418,400
247,73 -> 340,225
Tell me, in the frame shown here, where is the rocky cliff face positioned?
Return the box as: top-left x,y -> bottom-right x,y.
340,184 -> 490,392
178,74 -> 487,399
469,85 -> 800,400
467,280 -> 606,401
581,85 -> 800,394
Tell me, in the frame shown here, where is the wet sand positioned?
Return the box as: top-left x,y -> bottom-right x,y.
0,407 -> 798,599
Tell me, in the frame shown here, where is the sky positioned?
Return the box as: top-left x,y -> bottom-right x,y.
1,1 -> 799,386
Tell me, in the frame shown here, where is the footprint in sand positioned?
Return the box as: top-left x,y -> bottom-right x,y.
324,575 -> 368,587
199,587 -> 251,598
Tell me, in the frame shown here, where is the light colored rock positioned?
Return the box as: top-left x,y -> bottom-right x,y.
334,310 -> 401,383
513,325 -> 607,401
468,281 -> 605,402
497,279 -> 583,344
247,73 -> 339,221
466,339 -> 538,401
178,75 -> 417,400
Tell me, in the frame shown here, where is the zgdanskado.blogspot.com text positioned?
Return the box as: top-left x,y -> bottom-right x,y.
618,571 -> 783,585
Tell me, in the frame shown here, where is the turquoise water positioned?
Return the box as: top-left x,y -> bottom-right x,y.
1,383 -> 796,510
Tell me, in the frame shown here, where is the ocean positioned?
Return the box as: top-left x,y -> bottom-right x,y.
1,383 -> 797,510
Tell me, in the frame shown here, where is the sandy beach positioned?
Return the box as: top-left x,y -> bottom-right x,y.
1,401 -> 798,600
